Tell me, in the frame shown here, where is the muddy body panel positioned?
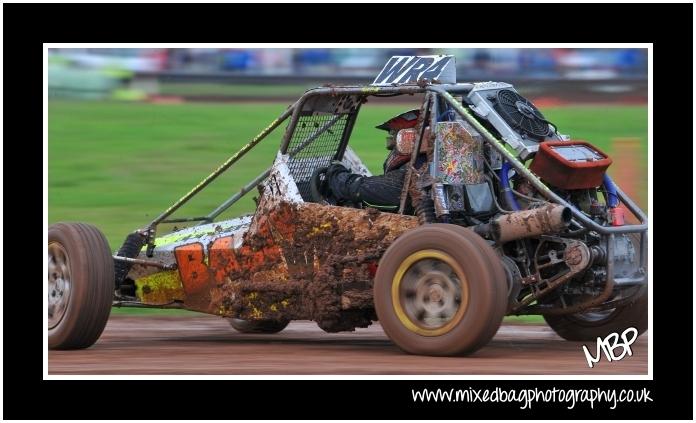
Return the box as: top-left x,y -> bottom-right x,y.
128,201 -> 417,329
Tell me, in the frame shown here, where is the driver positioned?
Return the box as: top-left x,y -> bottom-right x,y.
325,109 -> 428,212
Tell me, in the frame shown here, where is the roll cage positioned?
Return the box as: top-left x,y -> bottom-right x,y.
136,83 -> 648,291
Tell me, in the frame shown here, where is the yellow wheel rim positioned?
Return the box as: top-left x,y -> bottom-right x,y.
391,249 -> 469,336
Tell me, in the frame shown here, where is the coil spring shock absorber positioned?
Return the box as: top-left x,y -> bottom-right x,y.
113,230 -> 147,289
415,195 -> 436,224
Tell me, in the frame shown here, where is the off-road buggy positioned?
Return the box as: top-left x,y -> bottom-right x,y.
48,55 -> 648,356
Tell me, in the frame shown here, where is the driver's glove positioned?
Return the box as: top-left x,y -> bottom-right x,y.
325,161 -> 363,203
326,160 -> 350,180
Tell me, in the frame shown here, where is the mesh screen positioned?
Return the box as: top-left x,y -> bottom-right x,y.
286,113 -> 351,200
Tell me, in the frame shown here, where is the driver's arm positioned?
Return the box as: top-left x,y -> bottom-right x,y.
325,162 -> 406,211
325,162 -> 363,203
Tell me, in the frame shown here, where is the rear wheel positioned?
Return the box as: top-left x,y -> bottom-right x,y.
374,224 -> 508,356
48,223 -> 114,350
543,285 -> 647,341
228,318 -> 290,334
544,233 -> 648,341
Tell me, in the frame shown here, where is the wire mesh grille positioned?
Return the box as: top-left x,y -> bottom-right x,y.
286,113 -> 351,200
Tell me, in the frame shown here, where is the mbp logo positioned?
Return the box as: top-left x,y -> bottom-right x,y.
372,55 -> 455,86
582,327 -> 639,368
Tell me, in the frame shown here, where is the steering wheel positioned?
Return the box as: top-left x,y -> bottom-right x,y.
310,166 -> 332,204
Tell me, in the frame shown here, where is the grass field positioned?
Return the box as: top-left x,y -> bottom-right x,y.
48,99 -> 647,322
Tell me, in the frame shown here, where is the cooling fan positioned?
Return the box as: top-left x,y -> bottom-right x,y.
494,89 -> 551,139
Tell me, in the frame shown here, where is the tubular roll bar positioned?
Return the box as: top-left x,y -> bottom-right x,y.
206,113 -> 344,221
278,84 -> 442,152
146,84 -> 455,235
148,101 -> 298,228
143,82 -> 647,267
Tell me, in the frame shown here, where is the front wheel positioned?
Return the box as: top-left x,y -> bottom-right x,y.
48,222 -> 114,349
374,224 -> 508,356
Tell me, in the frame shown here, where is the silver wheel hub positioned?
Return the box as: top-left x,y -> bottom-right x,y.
48,243 -> 71,329
402,259 -> 462,329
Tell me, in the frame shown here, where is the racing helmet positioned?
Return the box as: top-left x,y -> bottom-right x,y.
377,109 -> 420,150
376,109 -> 420,132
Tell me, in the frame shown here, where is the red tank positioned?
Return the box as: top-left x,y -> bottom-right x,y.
530,141 -> 612,190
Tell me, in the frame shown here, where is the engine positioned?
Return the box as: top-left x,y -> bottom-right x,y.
419,83 -> 646,315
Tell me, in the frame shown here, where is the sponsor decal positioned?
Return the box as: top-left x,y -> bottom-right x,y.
372,55 -> 456,86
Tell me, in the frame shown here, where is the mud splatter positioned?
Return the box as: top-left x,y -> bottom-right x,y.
211,200 -> 418,331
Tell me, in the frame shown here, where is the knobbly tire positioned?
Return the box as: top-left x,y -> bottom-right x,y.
48,222 -> 115,350
374,224 -> 508,356
228,318 -> 290,334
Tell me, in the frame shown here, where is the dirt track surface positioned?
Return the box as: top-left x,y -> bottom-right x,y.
49,315 -> 648,375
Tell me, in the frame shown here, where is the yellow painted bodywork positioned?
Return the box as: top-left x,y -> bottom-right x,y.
140,230 -> 210,250
135,270 -> 186,304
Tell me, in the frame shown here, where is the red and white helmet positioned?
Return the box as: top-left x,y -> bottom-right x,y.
375,109 -> 420,132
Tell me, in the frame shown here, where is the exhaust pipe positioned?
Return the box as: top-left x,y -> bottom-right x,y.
473,204 -> 571,243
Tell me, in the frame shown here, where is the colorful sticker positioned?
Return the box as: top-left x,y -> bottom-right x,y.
434,121 -> 485,185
